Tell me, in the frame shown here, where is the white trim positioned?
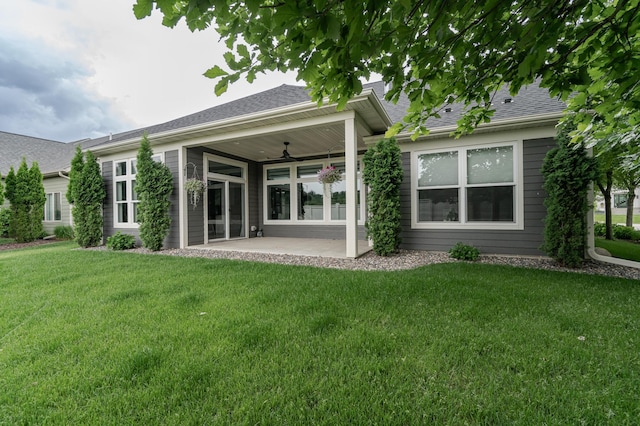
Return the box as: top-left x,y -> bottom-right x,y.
112,152 -> 166,229
179,147 -> 187,249
411,140 -> 524,231
203,154 -> 249,242
263,158 -> 366,226
43,192 -> 62,222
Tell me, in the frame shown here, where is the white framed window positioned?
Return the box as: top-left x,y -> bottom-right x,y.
263,158 -> 364,224
114,154 -> 163,227
412,141 -> 523,230
44,192 -> 61,222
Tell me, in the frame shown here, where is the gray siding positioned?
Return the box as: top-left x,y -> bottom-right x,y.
263,225 -> 367,240
399,138 -> 556,256
186,148 -> 205,245
164,150 -> 180,248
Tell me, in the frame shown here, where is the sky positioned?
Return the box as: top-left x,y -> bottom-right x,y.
0,0 -> 299,142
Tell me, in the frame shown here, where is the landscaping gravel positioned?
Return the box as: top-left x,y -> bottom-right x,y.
121,247 -> 640,280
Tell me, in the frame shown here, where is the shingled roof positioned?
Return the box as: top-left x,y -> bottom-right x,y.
2,81 -> 566,174
0,131 -> 76,176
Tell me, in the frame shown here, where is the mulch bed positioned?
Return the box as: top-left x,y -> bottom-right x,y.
0,239 -> 59,251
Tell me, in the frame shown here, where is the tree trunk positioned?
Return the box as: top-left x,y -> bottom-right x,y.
597,170 -> 614,240
626,187 -> 636,227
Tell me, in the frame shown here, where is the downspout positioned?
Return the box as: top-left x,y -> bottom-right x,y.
58,171 -> 73,226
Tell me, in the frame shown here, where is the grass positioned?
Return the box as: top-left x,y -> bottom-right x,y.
1,242 -> 639,424
0,238 -> 14,245
595,238 -> 640,262
594,213 -> 639,224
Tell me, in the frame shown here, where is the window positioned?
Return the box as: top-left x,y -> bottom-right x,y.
614,193 -> 628,208
114,154 -> 163,226
413,142 -> 522,229
114,159 -> 138,225
44,192 -> 61,221
263,158 -> 364,224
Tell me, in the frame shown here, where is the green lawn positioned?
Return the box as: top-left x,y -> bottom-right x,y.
594,213 -> 639,224
1,242 -> 639,424
595,238 -> 640,262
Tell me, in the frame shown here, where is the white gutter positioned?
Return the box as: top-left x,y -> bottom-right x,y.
382,111 -> 564,143
58,171 -> 69,180
92,89 -> 381,155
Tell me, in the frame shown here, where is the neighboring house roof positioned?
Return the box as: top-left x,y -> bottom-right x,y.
0,131 -> 76,176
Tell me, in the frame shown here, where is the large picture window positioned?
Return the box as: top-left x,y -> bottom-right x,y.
413,142 -> 521,229
263,159 -> 364,224
44,192 -> 61,221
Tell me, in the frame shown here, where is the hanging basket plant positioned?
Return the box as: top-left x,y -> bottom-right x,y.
317,165 -> 342,185
184,163 -> 207,209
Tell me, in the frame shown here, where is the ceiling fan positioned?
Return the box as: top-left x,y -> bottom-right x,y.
275,141 -> 301,161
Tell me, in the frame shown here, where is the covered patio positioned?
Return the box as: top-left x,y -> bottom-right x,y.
189,237 -> 373,259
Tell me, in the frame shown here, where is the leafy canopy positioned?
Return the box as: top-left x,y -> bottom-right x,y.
134,0 -> 640,140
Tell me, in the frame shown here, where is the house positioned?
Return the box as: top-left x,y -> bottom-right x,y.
81,80 -> 565,258
0,131 -> 77,234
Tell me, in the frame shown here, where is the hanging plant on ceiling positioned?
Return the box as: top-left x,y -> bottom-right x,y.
317,165 -> 343,186
184,163 -> 207,209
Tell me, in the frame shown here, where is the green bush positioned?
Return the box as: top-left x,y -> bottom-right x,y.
540,123 -> 597,267
136,135 -> 174,251
73,151 -> 106,248
54,225 -> 74,240
0,208 -> 11,237
362,137 -> 403,256
106,232 -> 136,250
612,225 -> 640,240
448,242 -> 480,261
594,222 -> 606,237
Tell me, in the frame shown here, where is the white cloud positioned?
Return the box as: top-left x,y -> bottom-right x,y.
0,0 -> 299,142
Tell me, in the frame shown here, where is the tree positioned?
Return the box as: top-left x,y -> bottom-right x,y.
67,145 -> 85,205
362,137 -> 403,256
135,135 -> 174,251
541,124 -> 597,267
74,151 -> 106,248
614,165 -> 640,227
0,173 -> 4,207
5,159 -> 45,242
134,0 -> 640,144
594,146 -> 620,240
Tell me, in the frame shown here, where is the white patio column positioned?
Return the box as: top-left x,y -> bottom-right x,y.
345,114 -> 358,258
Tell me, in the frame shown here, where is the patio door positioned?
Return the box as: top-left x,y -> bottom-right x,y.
205,155 -> 247,242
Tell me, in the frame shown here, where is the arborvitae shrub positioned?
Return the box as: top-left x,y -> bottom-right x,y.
362,137 -> 403,256
541,124 -> 597,267
74,151 -> 105,248
135,135 -> 174,251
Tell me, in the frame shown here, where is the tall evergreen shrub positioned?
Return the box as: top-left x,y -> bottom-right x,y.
4,167 -> 16,237
74,151 -> 106,247
362,137 -> 403,256
5,159 -> 45,242
541,124 -> 597,267
136,135 -> 174,251
0,173 -> 4,206
67,146 -> 85,205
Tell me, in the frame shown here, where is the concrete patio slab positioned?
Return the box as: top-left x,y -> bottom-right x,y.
188,237 -> 372,259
